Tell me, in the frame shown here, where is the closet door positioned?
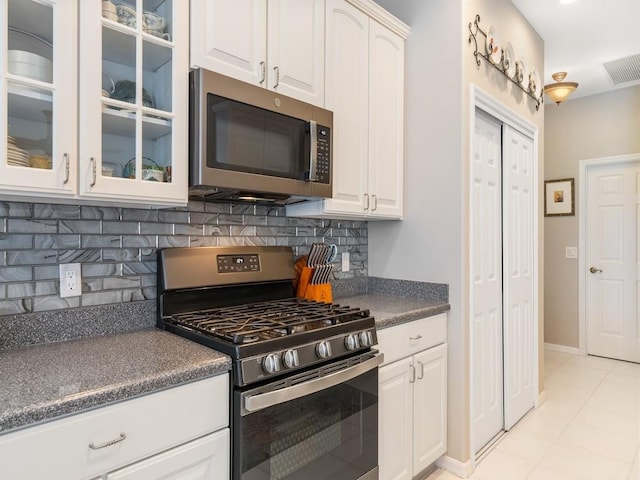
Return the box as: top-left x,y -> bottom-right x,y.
502,126 -> 535,430
471,110 -> 504,454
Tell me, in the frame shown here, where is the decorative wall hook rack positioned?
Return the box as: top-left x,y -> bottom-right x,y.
468,14 -> 542,111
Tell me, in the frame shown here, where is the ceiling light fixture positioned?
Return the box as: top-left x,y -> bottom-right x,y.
543,72 -> 579,105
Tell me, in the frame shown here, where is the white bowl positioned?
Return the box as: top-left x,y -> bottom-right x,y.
8,50 -> 52,83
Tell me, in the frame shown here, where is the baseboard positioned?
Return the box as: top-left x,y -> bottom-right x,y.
544,342 -> 580,355
537,389 -> 546,407
436,455 -> 474,478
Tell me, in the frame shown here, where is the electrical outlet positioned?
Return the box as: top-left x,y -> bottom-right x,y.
565,246 -> 578,259
342,252 -> 350,272
60,263 -> 82,298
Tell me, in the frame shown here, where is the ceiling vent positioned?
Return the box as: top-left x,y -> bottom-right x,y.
602,53 -> 640,85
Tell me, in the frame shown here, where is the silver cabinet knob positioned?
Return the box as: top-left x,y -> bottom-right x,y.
590,267 -> 603,274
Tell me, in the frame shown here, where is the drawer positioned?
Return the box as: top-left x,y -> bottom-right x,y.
377,314 -> 447,366
0,374 -> 229,480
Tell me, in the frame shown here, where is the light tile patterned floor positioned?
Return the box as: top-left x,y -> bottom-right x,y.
426,350 -> 640,480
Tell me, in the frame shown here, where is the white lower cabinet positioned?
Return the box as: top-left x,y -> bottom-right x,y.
0,375 -> 229,480
377,314 -> 447,480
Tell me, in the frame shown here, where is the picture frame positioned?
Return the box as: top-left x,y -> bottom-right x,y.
544,178 -> 575,216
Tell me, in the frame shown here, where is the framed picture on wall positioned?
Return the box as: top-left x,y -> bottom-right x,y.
544,178 -> 575,216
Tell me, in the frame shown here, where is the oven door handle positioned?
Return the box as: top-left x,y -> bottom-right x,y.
242,353 -> 383,415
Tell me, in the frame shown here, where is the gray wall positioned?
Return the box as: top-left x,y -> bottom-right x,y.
544,85 -> 640,347
0,200 -> 368,315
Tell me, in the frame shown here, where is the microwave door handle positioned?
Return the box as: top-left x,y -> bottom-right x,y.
242,353 -> 383,415
307,120 -> 318,182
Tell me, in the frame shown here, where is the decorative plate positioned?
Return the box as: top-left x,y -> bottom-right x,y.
502,42 -> 516,79
529,67 -> 541,97
485,26 -> 501,64
515,59 -> 528,91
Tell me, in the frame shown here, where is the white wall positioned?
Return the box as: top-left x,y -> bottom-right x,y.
371,0 -> 544,466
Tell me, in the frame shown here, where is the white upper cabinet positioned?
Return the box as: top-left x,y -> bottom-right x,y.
190,0 -> 325,107
0,0 -> 188,207
286,0 -> 407,220
79,0 -> 188,206
0,0 -> 77,199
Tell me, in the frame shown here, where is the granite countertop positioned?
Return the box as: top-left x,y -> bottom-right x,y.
0,328 -> 231,434
337,294 -> 450,329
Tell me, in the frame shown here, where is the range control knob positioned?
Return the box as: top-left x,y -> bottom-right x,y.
316,341 -> 333,359
262,353 -> 280,374
359,331 -> 372,347
345,334 -> 360,351
282,349 -> 300,369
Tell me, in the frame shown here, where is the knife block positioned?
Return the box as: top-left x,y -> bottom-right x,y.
294,256 -> 333,303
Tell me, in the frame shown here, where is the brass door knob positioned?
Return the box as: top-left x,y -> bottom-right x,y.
589,267 -> 603,274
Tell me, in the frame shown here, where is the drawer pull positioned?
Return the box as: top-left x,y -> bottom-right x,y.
409,335 -> 422,341
89,432 -> 127,450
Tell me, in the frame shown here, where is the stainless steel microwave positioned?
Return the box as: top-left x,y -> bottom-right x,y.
189,68 -> 333,204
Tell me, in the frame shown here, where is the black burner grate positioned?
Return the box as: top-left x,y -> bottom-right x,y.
165,297 -> 370,345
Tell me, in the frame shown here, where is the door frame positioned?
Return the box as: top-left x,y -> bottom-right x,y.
469,85 -> 540,459
577,153 -> 640,355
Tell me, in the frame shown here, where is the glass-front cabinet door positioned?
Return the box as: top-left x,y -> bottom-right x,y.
0,0 -> 77,197
79,0 -> 187,205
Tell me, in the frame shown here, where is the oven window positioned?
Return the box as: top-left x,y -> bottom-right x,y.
207,94 -> 307,180
235,368 -> 378,480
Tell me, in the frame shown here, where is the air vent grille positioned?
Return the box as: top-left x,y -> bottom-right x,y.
603,53 -> 640,85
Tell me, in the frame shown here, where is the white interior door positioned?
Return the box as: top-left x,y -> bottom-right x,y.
471,110 -> 504,454
586,161 -> 640,363
502,126 -> 535,429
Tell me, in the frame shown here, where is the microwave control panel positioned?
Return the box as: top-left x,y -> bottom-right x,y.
315,125 -> 331,184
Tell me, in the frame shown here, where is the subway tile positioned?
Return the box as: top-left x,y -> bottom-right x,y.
122,289 -> 148,302
0,234 -> 34,249
35,281 -> 58,296
217,236 -> 243,246
158,236 -> 189,248
287,217 -> 323,227
0,252 -> 6,266
103,276 -> 141,289
81,206 -> 121,220
245,236 -> 267,246
82,277 -> 103,292
33,204 -> 80,219
34,265 -> 59,280
102,249 -> 139,262
158,210 -> 189,224
265,215 -> 288,227
81,290 -> 123,307
190,212 -> 218,224
217,214 -> 244,225
35,234 -> 81,250
82,263 -> 121,277
103,221 -> 140,234
175,224 -> 204,235
204,225 -> 230,236
231,203 -> 255,215
59,249 -> 101,263
141,287 -> 156,299
296,226 -> 315,237
59,220 -> 101,234
7,282 -> 36,298
256,205 -> 284,216
189,236 -> 218,247
82,235 -> 122,248
123,261 -> 156,275
140,248 -> 156,261
230,225 -> 256,237
0,202 -> 32,218
121,209 -> 159,222
186,201 -> 205,212
7,219 -> 57,233
140,274 -> 156,288
140,222 -> 173,235
0,219 -> 6,233
0,299 -> 31,315
244,215 -> 268,226
33,295 -> 80,312
122,235 -> 156,248
8,250 -> 58,265
204,202 -> 231,214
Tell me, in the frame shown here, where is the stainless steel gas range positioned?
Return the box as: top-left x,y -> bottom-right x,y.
157,246 -> 382,480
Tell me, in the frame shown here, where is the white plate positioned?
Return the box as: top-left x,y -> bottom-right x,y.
485,25 -> 501,65
529,67 -> 541,97
503,42 -> 516,79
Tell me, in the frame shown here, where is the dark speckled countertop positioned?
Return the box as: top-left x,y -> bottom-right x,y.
0,328 -> 230,434
337,294 -> 450,329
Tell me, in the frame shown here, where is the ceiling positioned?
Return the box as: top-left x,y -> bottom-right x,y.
510,0 -> 640,103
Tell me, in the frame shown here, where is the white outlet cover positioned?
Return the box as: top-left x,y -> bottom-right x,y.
342,252 -> 350,272
565,246 -> 578,259
59,263 -> 82,298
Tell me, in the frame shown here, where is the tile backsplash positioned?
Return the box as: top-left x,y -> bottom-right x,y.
0,200 -> 368,315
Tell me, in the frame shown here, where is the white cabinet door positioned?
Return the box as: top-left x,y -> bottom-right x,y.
1,0 -> 77,198
107,429 -> 230,480
78,0 -> 188,206
379,357 -> 413,480
267,0 -> 325,106
412,344 -> 447,474
367,19 -> 404,219
190,0 -> 267,86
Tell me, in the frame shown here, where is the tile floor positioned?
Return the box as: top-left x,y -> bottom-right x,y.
427,349 -> 640,480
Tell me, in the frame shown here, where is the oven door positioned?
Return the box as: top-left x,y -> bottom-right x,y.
234,351 -> 382,480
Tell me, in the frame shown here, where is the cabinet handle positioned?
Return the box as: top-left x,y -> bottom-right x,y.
88,432 -> 126,450
417,361 -> 424,380
409,335 -> 422,341
90,157 -> 96,187
409,364 -> 416,383
273,66 -> 280,88
372,194 -> 378,211
364,193 -> 370,211
62,153 -> 70,184
259,61 -> 266,84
